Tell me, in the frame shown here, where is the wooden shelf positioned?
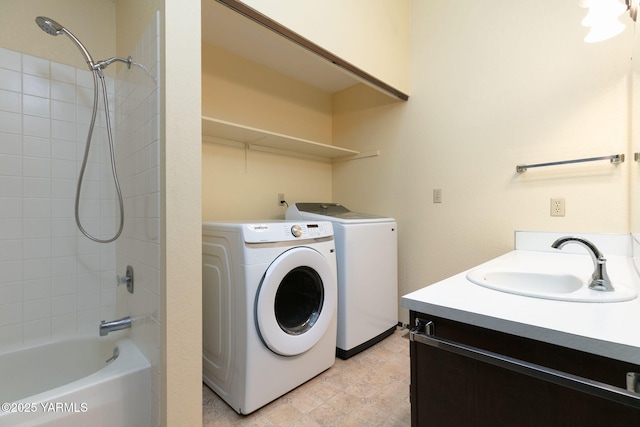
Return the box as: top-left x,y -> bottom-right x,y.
202,116 -> 359,160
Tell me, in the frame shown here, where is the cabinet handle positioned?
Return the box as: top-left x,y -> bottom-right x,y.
410,318 -> 640,409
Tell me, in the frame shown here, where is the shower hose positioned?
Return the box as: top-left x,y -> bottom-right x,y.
75,68 -> 124,243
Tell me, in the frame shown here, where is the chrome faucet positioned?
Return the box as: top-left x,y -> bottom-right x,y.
551,236 -> 614,292
99,316 -> 131,336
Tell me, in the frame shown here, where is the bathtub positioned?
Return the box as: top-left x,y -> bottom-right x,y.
0,335 -> 151,427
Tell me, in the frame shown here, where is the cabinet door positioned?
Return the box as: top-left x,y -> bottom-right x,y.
409,312 -> 640,427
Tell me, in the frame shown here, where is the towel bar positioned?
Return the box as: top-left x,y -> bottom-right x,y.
516,154 -> 625,173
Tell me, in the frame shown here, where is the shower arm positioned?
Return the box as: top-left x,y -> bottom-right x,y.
61,32 -> 131,72
93,56 -> 133,71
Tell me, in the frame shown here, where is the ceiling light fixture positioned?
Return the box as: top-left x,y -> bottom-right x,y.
580,0 -> 638,43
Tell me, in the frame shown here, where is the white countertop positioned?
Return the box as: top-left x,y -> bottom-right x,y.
401,232 -> 640,364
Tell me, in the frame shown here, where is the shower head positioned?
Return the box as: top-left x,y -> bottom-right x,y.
34,16 -> 95,69
35,16 -> 63,36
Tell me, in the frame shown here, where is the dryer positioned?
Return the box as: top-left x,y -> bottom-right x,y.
286,203 -> 398,359
202,221 -> 337,414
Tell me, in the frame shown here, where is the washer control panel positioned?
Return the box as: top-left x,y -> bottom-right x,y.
243,221 -> 333,243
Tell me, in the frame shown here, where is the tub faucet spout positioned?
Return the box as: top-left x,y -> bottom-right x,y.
99,316 -> 131,336
551,236 -> 614,292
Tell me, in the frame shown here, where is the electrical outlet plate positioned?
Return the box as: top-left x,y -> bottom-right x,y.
278,193 -> 285,206
551,198 -> 565,217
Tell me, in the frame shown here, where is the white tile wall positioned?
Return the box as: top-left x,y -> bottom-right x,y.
0,46 -> 118,347
114,12 -> 161,427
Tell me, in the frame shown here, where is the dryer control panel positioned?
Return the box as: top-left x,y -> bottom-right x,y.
243,221 -> 333,243
286,203 -> 394,224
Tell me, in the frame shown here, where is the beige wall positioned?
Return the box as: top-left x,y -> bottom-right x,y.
632,19 -> 640,234
162,0 -> 202,426
333,1 -> 634,324
202,42 -> 333,143
202,42 -> 333,220
116,0 -> 161,62
0,0 -> 116,73
202,143 -> 332,221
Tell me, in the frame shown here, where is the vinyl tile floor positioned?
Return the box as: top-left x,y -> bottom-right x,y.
202,327 -> 411,427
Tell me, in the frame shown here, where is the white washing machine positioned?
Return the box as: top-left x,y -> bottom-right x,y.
286,203 -> 398,359
202,220 -> 337,415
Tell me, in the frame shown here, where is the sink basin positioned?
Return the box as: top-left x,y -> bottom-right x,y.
473,271 -> 583,294
466,268 -> 637,303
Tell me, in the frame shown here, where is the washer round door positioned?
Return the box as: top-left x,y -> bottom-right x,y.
256,246 -> 337,356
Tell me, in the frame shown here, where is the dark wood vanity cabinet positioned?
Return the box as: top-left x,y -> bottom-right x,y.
409,311 -> 640,427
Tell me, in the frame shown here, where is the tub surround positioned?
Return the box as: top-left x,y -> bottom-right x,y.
402,231 -> 640,364
0,10 -> 161,426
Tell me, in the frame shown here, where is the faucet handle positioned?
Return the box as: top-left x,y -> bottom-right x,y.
116,265 -> 134,294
